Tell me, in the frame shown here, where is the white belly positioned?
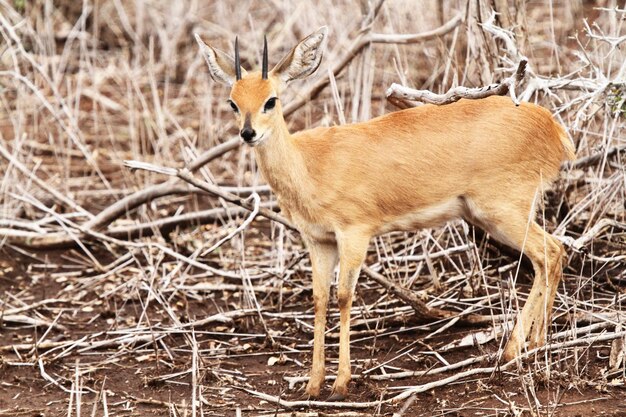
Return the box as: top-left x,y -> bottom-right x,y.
376,197 -> 464,235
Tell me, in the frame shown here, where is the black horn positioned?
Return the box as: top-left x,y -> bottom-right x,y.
262,35 -> 268,80
234,36 -> 242,81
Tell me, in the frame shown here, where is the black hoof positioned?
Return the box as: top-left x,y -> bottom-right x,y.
327,391 -> 346,402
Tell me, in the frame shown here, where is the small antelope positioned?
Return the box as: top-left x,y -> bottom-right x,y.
195,27 -> 575,400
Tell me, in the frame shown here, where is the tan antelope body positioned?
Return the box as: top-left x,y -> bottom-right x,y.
195,27 -> 574,400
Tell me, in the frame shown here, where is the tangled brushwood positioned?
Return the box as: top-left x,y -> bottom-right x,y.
0,1 -> 624,416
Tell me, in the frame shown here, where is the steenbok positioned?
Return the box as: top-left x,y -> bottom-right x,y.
195,27 -> 574,400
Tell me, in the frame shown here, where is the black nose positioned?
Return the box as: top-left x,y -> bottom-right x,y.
240,127 -> 256,142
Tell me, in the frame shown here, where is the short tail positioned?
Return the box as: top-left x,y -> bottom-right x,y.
556,123 -> 576,161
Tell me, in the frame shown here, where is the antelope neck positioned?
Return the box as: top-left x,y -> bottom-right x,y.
254,118 -> 305,202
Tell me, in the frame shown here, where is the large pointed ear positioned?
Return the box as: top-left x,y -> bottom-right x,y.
194,33 -> 247,86
270,26 -> 328,85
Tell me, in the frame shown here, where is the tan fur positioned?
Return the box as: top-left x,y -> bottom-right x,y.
198,29 -> 575,401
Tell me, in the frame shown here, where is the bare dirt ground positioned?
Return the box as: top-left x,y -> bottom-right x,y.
1,228 -> 624,416
1,1 -> 625,416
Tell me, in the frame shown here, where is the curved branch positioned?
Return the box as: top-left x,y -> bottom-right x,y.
123,161 -> 296,230
188,137 -> 240,172
368,13 -> 463,44
84,137 -> 242,232
386,59 -> 527,106
84,182 -> 190,231
106,202 -> 278,240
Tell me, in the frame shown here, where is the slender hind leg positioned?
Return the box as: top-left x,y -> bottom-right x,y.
465,198 -> 565,361
502,223 -> 564,360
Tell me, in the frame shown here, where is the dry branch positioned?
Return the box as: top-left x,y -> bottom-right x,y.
368,14 -> 464,44
362,266 -> 489,324
0,141 -> 93,219
564,218 -> 626,252
1,314 -> 66,330
84,136 -> 241,232
250,331 -> 626,409
105,202 -> 277,239
0,138 -> 243,248
386,59 -> 527,106
284,354 -> 487,389
125,160 -> 294,228
567,144 -> 626,170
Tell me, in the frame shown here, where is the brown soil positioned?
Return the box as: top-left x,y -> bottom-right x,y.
1,243 -> 624,417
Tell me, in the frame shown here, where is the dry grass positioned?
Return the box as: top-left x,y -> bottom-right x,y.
0,0 -> 624,416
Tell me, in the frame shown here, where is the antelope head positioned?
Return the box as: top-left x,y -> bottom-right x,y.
194,27 -> 328,146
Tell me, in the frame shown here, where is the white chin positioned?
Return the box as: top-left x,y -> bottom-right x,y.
245,133 -> 266,147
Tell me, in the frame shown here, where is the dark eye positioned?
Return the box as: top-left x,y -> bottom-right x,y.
227,100 -> 239,113
264,97 -> 277,112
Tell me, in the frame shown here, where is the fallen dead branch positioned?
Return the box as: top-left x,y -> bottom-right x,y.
284,354 -> 487,389
1,314 -> 66,330
106,202 -> 277,239
362,266 -> 490,324
123,161 -> 295,228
